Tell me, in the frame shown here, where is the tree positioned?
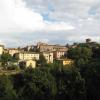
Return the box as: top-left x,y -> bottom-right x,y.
0,75 -> 17,100
51,66 -> 86,100
0,53 -> 13,68
92,47 -> 100,60
13,68 -> 57,100
0,53 -> 18,69
68,47 -> 92,60
37,54 -> 47,67
67,47 -> 93,66
80,61 -> 100,100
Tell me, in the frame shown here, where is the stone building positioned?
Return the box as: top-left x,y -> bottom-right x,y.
8,48 -> 19,56
42,52 -> 53,63
53,50 -> 67,59
15,52 -> 39,61
19,59 -> 36,69
37,42 -> 68,52
57,59 -> 73,66
0,45 -> 4,55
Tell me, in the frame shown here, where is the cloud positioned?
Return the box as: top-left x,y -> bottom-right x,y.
44,21 -> 74,31
0,0 -> 43,33
0,0 -> 74,33
0,0 -> 100,47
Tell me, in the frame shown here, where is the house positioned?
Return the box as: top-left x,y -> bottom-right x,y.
37,42 -> 55,52
42,52 -> 53,63
0,45 -> 4,55
19,59 -> 36,69
3,49 -> 9,54
8,48 -> 19,56
37,42 -> 68,52
57,59 -> 73,66
15,52 -> 39,61
53,50 -> 67,59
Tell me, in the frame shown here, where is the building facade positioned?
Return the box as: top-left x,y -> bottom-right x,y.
58,59 -> 73,66
37,42 -> 68,52
8,48 -> 19,56
19,59 -> 36,69
53,51 -> 67,59
43,52 -> 53,63
15,52 -> 39,61
0,45 -> 4,55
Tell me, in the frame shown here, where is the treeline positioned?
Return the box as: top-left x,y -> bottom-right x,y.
0,66 -> 86,100
0,42 -> 100,100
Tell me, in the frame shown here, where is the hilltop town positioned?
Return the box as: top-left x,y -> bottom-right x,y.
0,41 -> 73,70
0,38 -> 98,70
0,38 -> 100,100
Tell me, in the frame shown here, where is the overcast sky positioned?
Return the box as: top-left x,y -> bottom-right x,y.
0,0 -> 100,47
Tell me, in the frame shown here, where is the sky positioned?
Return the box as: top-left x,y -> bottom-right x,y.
0,0 -> 100,47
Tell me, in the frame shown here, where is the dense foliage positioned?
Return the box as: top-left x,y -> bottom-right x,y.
0,42 -> 100,100
0,53 -> 18,69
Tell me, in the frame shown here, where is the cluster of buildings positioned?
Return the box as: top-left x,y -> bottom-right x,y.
0,42 -> 73,69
